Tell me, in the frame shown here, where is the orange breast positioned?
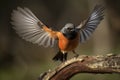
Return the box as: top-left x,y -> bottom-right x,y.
57,32 -> 79,52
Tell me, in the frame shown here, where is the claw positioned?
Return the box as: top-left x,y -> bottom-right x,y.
74,54 -> 79,58
72,50 -> 79,58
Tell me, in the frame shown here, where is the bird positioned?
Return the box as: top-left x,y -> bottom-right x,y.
11,5 -> 104,62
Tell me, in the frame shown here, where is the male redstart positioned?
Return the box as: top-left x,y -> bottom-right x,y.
11,5 -> 104,62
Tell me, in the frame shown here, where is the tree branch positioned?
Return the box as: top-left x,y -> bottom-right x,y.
38,54 -> 120,80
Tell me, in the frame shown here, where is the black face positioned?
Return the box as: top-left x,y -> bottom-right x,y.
63,28 -> 78,40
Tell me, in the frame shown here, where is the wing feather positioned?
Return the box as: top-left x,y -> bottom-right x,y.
11,7 -> 58,47
24,8 -> 39,21
77,5 -> 104,43
46,37 -> 51,47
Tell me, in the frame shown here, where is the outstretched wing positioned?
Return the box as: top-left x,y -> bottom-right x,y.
11,7 -> 58,47
77,5 -> 104,43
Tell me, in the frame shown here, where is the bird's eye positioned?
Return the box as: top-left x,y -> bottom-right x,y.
67,28 -> 72,30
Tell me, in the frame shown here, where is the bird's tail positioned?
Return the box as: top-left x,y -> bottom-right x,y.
52,51 -> 67,62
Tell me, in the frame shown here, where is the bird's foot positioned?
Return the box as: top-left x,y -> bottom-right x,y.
72,50 -> 79,58
74,54 -> 79,58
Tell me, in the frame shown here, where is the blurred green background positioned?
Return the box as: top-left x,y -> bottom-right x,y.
0,0 -> 120,80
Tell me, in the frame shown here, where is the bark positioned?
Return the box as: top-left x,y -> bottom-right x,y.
38,54 -> 120,80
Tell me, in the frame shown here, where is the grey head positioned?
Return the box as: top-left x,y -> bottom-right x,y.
61,23 -> 78,40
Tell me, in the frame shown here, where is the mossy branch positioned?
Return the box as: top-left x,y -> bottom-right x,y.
38,54 -> 120,80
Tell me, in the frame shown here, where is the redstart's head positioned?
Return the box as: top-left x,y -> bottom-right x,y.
61,23 -> 75,33
61,23 -> 78,40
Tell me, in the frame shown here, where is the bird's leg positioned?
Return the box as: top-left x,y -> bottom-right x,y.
64,53 -> 67,61
62,53 -> 68,62
72,50 -> 79,58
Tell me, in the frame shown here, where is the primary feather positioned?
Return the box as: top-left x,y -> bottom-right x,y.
11,7 -> 56,47
78,5 -> 104,43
